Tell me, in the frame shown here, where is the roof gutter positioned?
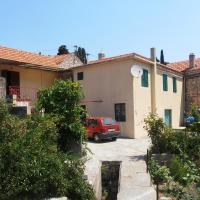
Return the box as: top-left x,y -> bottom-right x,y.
19,63 -> 60,71
0,58 -> 60,72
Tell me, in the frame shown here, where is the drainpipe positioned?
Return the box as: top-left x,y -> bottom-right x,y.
150,48 -> 157,113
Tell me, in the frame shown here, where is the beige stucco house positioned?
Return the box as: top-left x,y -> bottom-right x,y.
71,48 -> 184,138
0,45 -> 82,108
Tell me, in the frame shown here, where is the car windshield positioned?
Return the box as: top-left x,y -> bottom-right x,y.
103,118 -> 117,125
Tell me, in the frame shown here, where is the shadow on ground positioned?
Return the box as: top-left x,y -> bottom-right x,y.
128,155 -> 145,161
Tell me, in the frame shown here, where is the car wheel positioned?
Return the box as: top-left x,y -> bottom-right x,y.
94,134 -> 100,142
112,137 -> 117,141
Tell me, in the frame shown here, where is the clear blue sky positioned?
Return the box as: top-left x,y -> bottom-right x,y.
1,0 -> 200,62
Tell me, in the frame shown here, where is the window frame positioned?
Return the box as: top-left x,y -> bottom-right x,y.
141,69 -> 149,87
164,109 -> 172,127
114,103 -> 126,122
173,77 -> 177,93
163,74 -> 168,91
77,72 -> 84,80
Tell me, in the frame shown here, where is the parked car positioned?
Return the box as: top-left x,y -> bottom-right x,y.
85,117 -> 120,142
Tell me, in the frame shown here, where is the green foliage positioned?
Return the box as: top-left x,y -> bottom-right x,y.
75,47 -> 87,64
190,104 -> 200,122
57,45 -> 69,55
148,159 -> 170,184
145,112 -> 200,199
160,49 -> 165,64
170,155 -> 199,186
144,113 -> 170,153
165,181 -> 188,200
166,130 -> 200,162
144,113 -> 200,160
0,100 -> 95,200
37,80 -> 87,152
165,181 -> 200,200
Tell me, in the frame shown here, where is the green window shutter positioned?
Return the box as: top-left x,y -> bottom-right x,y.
141,69 -> 148,87
173,77 -> 177,93
163,74 -> 168,91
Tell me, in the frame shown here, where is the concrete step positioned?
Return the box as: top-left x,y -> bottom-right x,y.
117,160 -> 156,200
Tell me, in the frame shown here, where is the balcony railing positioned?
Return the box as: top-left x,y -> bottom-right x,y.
9,86 -> 39,105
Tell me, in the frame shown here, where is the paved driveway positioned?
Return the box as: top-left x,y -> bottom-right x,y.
87,138 -> 150,161
85,138 -> 156,200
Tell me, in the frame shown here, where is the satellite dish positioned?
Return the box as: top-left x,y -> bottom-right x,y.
131,65 -> 143,77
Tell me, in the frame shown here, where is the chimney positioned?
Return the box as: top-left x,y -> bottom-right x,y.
150,48 -> 156,62
98,52 -> 105,60
189,53 -> 195,68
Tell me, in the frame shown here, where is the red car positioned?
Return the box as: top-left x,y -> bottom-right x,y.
85,117 -> 120,142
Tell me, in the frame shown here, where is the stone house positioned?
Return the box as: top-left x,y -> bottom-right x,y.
168,53 -> 200,113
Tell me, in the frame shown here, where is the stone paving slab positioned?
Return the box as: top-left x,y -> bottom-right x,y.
86,138 -> 156,200
118,160 -> 156,200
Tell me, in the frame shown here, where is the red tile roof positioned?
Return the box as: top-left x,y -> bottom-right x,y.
0,45 -> 70,69
86,52 -> 183,74
167,58 -> 200,72
88,52 -> 152,65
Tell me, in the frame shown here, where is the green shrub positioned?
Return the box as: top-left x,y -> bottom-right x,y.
190,104 -> 200,122
148,159 -> 170,184
144,113 -> 171,153
37,80 -> 87,152
170,155 -> 199,187
0,101 -> 95,200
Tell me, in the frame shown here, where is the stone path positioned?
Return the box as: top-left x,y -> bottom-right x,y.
85,138 -> 156,200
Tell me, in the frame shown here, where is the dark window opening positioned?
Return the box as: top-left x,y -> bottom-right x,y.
141,69 -> 149,87
115,103 -> 126,122
163,74 -> 168,91
164,109 -> 172,127
77,72 -> 84,80
173,77 -> 177,93
1,70 -> 20,96
87,119 -> 99,126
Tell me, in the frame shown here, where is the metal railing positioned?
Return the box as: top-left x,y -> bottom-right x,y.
9,86 -> 39,105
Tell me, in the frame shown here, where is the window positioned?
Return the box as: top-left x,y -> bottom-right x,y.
87,119 -> 98,126
173,77 -> 177,93
163,74 -> 168,91
164,109 -> 172,127
115,103 -> 126,122
103,118 -> 117,125
77,72 -> 84,80
141,69 -> 149,87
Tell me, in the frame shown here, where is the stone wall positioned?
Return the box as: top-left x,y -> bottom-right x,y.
185,71 -> 200,112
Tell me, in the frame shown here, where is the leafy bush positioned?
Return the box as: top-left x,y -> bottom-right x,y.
37,79 -> 87,152
170,155 -> 199,186
144,113 -> 171,153
145,111 -> 200,199
148,159 -> 170,184
0,100 -> 95,200
190,104 -> 200,122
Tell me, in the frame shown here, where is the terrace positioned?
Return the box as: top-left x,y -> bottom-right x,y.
0,85 -> 39,107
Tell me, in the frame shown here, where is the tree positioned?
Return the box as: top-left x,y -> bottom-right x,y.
75,47 -> 87,64
0,100 -> 95,200
57,45 -> 69,55
37,80 -> 87,152
160,50 -> 165,64
156,57 -> 160,63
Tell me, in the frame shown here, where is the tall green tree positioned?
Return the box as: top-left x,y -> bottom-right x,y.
57,45 -> 69,55
160,49 -> 165,64
37,80 -> 87,152
75,47 -> 87,64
